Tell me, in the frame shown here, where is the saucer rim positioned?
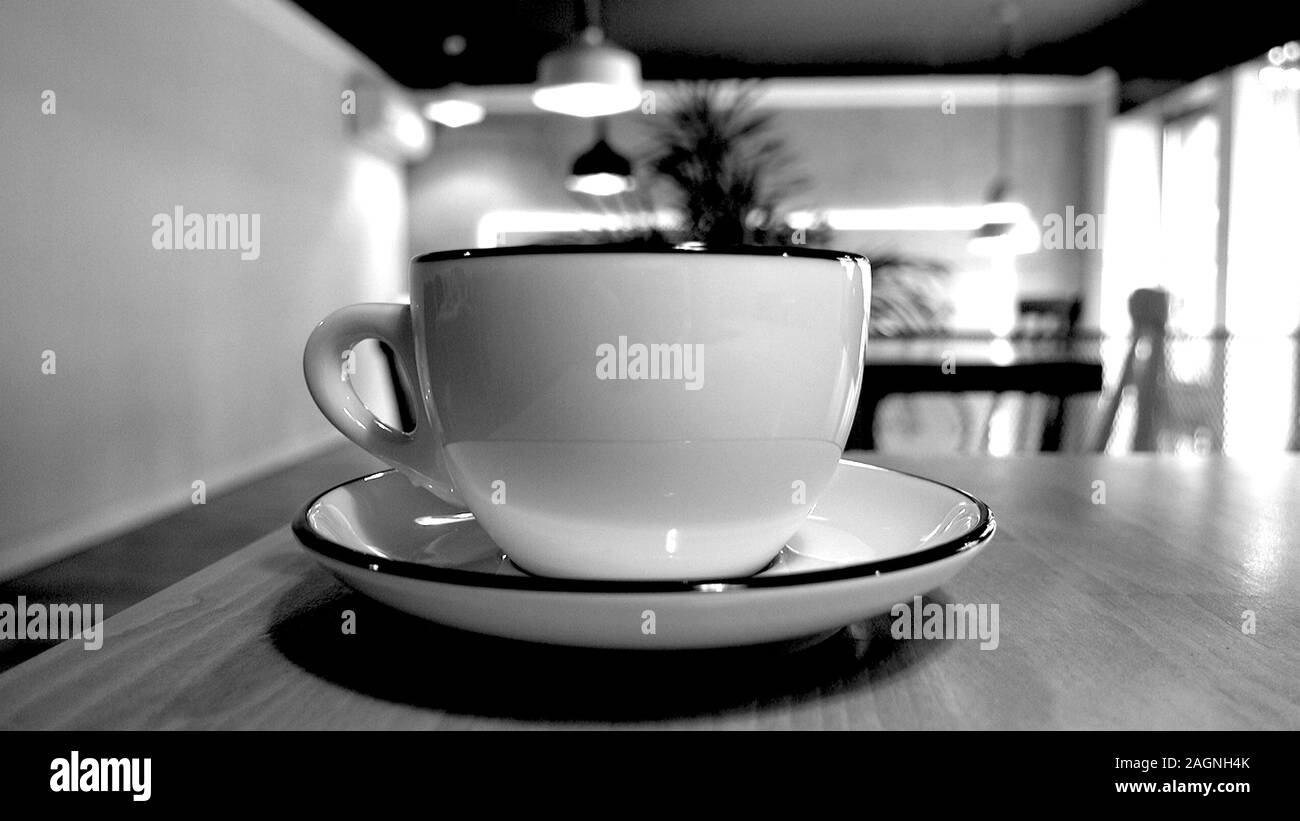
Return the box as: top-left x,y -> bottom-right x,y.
291,459 -> 995,595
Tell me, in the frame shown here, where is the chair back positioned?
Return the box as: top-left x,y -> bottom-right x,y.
1091,288 -> 1171,452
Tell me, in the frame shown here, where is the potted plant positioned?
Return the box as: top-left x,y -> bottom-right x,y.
574,79 -> 953,335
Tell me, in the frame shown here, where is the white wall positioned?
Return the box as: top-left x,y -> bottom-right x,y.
0,0 -> 408,578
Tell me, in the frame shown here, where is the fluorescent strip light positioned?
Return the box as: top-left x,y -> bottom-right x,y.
789,204 -> 1034,232
476,210 -> 676,248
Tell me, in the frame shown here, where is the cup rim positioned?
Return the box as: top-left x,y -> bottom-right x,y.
412,243 -> 869,265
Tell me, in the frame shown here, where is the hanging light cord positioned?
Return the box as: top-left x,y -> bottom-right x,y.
581,0 -> 605,41
996,2 -> 1019,193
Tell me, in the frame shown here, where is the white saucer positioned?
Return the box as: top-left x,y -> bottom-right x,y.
291,458 -> 996,650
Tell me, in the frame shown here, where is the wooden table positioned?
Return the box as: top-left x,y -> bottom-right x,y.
852,338 -> 1105,451
1,453 -> 1296,730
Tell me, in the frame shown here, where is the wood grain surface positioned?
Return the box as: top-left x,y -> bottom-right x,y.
1,454 -> 1296,729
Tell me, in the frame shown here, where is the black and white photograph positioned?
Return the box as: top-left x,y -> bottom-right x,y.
0,0 -> 1297,800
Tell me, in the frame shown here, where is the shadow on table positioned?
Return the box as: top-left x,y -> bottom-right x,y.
267,570 -> 952,724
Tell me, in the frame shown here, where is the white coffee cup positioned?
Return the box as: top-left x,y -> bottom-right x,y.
304,245 -> 868,580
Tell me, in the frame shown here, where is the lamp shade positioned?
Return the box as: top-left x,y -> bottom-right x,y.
565,137 -> 635,196
423,97 -> 485,128
968,180 -> 1039,256
533,28 -> 642,117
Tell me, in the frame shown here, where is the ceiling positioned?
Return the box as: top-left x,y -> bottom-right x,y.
292,0 -> 1299,107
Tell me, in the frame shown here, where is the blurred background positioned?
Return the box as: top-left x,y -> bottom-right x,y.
1,0 -> 1298,664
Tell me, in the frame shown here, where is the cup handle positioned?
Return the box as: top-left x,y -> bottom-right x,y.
303,303 -> 463,507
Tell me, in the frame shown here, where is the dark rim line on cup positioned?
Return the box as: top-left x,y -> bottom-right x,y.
290,463 -> 996,594
412,243 -> 871,265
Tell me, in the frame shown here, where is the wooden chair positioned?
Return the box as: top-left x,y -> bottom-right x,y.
1008,296 -> 1084,450
1091,288 -> 1170,452
1012,297 -> 1083,351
